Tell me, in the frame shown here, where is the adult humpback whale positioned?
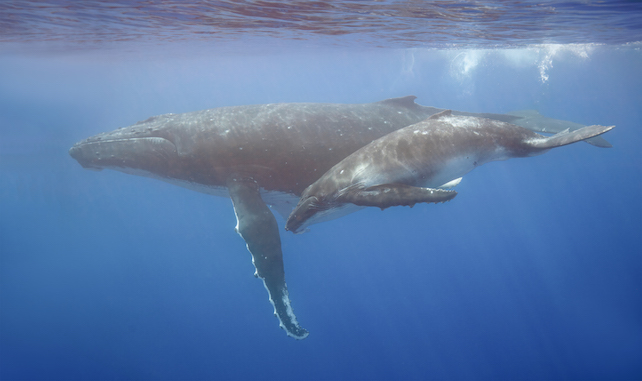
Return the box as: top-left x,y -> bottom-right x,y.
69,96 -> 612,339
286,111 -> 614,233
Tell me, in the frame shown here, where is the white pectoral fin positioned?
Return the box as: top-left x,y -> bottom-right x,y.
439,177 -> 462,189
227,176 -> 309,340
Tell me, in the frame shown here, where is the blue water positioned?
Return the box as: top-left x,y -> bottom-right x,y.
1,3 -> 641,381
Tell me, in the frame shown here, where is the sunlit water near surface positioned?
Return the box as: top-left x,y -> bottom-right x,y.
1,2 -> 641,380
2,1 -> 642,50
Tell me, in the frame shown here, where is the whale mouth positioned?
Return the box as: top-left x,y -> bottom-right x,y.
286,196 -> 364,234
285,196 -> 319,233
69,137 -> 178,171
69,142 -> 104,170
69,142 -> 103,170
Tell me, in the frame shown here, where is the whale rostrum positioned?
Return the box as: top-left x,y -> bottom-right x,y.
69,97 -> 614,339
285,110 -> 614,233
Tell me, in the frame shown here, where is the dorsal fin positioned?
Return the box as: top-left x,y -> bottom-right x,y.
377,95 -> 418,108
428,109 -> 452,120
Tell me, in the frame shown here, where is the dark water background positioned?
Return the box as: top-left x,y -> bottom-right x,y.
1,2 -> 641,380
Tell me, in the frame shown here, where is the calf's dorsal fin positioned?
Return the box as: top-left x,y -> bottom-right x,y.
428,109 -> 452,120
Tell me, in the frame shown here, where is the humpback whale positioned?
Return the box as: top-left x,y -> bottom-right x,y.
286,111 -> 614,233
69,96 -> 612,339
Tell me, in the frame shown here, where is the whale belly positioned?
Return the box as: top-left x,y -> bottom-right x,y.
420,154 -> 484,188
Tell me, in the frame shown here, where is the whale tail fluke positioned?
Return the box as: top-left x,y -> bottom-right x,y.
530,125 -> 615,150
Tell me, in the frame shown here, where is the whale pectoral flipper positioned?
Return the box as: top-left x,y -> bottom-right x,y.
227,176 -> 309,339
341,183 -> 457,210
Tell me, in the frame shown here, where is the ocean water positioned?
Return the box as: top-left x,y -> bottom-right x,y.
1,2 -> 641,380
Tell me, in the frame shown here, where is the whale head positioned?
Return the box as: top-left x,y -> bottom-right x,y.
285,190 -> 365,234
69,117 -> 180,176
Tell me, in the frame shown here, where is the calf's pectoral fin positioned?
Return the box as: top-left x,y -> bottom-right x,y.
340,183 -> 457,210
227,175 -> 309,339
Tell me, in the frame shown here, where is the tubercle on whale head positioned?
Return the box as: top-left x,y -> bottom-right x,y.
285,196 -> 322,234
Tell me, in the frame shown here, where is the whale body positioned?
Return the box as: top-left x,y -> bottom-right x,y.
286,111 -> 614,233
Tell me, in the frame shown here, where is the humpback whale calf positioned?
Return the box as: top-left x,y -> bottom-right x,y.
69,96 -> 612,339
286,111 -> 614,233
